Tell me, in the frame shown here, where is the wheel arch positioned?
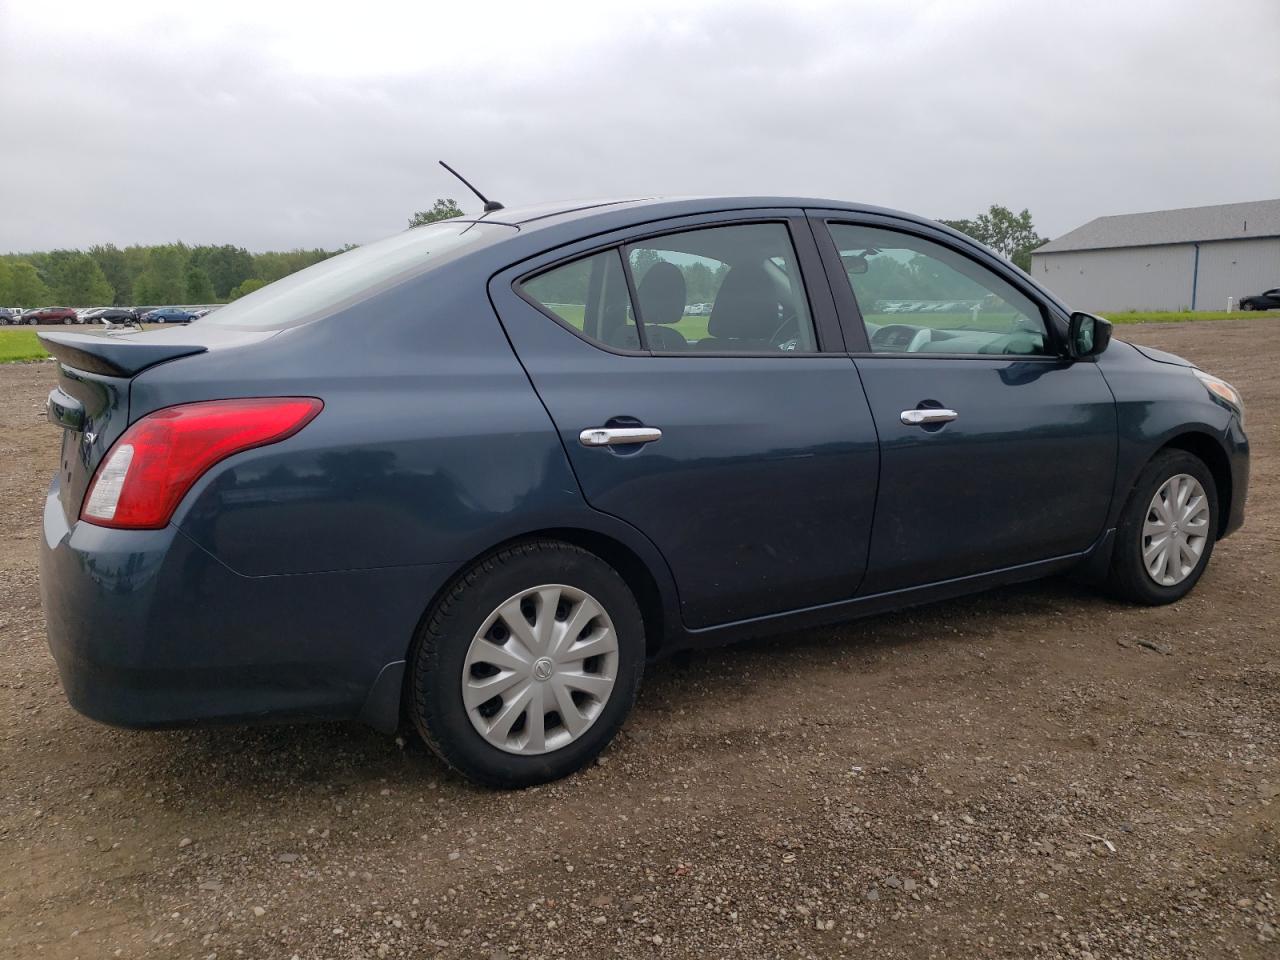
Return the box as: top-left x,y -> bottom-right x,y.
531,527 -> 672,658
366,525 -> 678,735
415,525 -> 678,663
1157,430 -> 1233,538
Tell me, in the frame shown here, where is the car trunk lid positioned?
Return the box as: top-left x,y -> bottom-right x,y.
39,327 -> 273,525
39,331 -> 208,377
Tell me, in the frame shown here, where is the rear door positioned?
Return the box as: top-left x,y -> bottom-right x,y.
812,213 -> 1118,594
491,211 -> 880,629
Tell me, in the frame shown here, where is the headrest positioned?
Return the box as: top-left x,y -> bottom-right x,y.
708,264 -> 781,341
636,261 -> 687,326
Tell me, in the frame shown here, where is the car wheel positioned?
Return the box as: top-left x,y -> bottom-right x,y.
408,539 -> 645,788
1241,302 -> 1254,311
1107,449 -> 1218,605
63,317 -> 73,325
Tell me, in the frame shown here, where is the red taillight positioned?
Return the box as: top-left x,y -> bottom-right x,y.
81,397 -> 323,530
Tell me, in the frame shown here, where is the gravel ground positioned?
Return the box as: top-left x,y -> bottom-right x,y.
1,320 -> 1276,960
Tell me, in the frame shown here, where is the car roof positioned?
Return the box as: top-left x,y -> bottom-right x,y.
476,195 -> 931,231
441,195 -> 955,267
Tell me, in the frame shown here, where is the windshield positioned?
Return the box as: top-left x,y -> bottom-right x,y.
200,221 -> 512,330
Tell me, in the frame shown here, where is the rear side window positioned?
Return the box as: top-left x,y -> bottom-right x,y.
625,223 -> 817,353
521,222 -> 819,354
521,250 -> 639,350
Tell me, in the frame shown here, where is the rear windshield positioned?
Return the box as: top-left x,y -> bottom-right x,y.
200,221 -> 512,330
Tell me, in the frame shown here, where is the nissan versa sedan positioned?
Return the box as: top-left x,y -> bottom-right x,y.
141,306 -> 199,324
38,197 -> 1248,788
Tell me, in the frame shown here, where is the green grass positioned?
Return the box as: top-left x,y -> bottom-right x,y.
1101,309 -> 1280,324
671,315 -> 711,340
0,330 -> 49,363
545,302 -> 714,343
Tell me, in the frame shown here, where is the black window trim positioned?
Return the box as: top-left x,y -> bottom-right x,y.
511,212 -> 844,359
809,211 -> 1073,363
616,246 -> 649,351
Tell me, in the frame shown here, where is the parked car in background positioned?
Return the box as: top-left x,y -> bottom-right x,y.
37,196 -> 1249,789
82,307 -> 140,325
21,306 -> 78,325
0,307 -> 17,325
132,306 -> 158,321
142,307 -> 198,324
1239,288 -> 1280,311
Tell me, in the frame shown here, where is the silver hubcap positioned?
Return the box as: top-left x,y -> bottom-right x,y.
461,584 -> 619,755
1143,473 -> 1210,586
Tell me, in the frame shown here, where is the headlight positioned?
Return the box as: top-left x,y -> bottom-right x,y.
1193,368 -> 1244,424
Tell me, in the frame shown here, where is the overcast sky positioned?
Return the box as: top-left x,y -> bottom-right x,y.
1,0 -> 1277,253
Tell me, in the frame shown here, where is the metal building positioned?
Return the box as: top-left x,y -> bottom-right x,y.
1029,198 -> 1280,312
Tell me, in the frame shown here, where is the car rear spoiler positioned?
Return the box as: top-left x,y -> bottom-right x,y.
38,332 -> 207,378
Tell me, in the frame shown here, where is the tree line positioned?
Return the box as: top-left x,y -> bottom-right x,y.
0,243 -> 349,309
0,198 -> 470,309
939,204 -> 1047,272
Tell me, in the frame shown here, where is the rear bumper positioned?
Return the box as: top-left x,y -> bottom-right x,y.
39,482 -> 450,732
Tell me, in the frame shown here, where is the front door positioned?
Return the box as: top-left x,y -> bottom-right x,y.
492,213 -> 880,629
815,216 -> 1118,595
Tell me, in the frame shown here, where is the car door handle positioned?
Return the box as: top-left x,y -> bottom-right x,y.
900,408 -> 958,426
579,426 -> 663,447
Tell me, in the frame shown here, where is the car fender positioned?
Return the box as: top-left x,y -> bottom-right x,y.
1097,340 -> 1236,532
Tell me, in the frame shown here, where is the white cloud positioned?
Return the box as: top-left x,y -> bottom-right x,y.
1,0 -> 1277,251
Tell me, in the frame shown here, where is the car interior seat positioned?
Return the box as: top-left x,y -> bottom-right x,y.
635,261 -> 689,351
697,263 -> 783,351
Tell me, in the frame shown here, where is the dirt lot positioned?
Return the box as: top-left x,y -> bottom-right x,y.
1,320 -> 1276,959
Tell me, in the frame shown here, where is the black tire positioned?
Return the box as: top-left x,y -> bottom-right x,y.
1107,449 -> 1218,605
407,539 -> 645,788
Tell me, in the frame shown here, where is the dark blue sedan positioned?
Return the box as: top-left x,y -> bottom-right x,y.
142,307 -> 199,324
37,197 -> 1248,787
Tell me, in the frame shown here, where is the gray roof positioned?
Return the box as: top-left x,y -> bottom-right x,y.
1035,198 -> 1280,254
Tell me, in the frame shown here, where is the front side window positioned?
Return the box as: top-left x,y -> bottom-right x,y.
829,223 -> 1049,356
625,223 -> 817,353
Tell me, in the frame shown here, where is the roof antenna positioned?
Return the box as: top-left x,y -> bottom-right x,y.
439,160 -> 504,213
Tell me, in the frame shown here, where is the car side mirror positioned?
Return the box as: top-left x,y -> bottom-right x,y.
841,254 -> 869,275
1067,312 -> 1112,359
